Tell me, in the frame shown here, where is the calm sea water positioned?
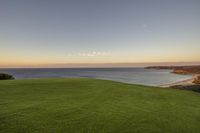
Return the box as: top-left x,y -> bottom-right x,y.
0,68 -> 192,86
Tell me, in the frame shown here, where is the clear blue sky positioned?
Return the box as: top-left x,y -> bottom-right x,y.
0,0 -> 200,67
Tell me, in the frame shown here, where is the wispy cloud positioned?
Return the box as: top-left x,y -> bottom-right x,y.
78,51 -> 110,57
67,51 -> 110,57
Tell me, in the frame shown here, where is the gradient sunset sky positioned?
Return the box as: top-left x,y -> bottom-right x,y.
0,0 -> 200,67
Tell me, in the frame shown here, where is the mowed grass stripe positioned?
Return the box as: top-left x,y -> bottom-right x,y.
0,78 -> 200,133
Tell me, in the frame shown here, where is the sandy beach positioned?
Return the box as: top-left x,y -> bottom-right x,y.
160,74 -> 199,88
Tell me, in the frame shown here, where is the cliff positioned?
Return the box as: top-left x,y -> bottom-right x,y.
146,65 -> 200,75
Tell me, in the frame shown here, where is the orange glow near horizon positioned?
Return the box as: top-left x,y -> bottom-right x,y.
1,53 -> 200,68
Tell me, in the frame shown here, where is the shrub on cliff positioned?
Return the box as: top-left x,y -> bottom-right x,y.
0,73 -> 15,80
193,75 -> 200,84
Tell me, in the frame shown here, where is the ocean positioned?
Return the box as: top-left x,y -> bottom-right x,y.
0,68 -> 192,86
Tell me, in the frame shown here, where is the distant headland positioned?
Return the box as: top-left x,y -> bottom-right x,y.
145,65 -> 200,75
146,65 -> 200,92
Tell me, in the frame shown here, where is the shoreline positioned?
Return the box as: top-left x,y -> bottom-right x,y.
145,65 -> 200,90
159,74 -> 200,88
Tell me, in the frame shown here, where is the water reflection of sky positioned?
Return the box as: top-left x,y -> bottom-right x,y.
0,68 -> 192,86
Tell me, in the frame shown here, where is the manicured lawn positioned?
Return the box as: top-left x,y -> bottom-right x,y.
0,78 -> 200,133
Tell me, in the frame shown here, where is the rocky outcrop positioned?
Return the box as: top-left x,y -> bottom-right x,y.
0,73 -> 15,80
193,75 -> 200,84
172,69 -> 192,74
146,65 -> 200,75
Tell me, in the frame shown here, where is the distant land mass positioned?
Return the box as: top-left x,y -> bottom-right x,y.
145,65 -> 200,74
146,65 -> 200,91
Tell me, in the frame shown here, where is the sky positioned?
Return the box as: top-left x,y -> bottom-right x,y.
0,0 -> 200,67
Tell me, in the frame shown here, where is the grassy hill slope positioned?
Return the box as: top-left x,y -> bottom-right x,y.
0,78 -> 200,133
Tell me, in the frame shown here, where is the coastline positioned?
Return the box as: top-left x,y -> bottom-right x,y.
159,75 -> 196,87
146,65 -> 200,91
159,74 -> 200,92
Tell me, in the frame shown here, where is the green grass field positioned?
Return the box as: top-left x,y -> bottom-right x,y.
0,78 -> 200,133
